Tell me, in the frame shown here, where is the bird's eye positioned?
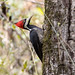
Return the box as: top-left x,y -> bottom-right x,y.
23,20 -> 25,23
23,19 -> 26,24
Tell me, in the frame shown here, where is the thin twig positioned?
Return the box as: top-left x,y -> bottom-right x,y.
1,11 -> 14,24
25,0 -> 44,5
60,39 -> 75,67
28,41 -> 38,75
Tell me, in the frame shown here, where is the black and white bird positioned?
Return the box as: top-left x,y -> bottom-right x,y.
15,16 -> 43,62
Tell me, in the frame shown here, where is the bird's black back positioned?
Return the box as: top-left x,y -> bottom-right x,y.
30,29 -> 43,61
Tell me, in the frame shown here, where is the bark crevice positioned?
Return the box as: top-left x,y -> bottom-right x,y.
67,0 -> 72,41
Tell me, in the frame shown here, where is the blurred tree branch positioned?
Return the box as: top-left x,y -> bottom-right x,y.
25,0 -> 44,5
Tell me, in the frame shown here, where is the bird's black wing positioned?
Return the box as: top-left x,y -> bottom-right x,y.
30,30 -> 42,61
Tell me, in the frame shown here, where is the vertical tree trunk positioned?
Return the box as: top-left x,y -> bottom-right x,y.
43,0 -> 75,75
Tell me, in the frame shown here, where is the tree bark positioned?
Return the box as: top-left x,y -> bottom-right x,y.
43,0 -> 75,75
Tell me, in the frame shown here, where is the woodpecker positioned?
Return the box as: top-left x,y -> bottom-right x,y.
15,16 -> 43,62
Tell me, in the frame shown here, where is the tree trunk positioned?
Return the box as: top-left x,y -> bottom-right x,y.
43,0 -> 75,75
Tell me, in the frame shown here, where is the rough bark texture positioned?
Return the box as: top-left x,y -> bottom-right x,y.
43,0 -> 75,75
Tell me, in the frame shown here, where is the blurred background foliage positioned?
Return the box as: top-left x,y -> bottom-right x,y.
0,0 -> 44,75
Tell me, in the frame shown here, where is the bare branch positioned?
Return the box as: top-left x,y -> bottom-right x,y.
25,0 -> 44,5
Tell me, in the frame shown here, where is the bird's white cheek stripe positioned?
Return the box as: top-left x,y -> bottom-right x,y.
24,18 -> 31,31
24,18 -> 29,28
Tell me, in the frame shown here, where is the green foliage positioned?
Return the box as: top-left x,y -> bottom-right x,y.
58,22 -> 61,26
37,7 -> 44,15
0,42 -> 4,47
12,24 -> 16,29
0,0 -> 7,1
0,37 -> 4,48
0,67 -> 9,75
22,61 -> 27,72
17,35 -> 21,39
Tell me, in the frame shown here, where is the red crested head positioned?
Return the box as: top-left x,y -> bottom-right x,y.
14,15 -> 33,30
15,19 -> 25,29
